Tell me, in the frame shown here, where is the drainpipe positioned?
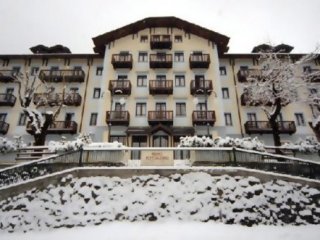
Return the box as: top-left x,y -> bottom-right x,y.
231,58 -> 244,137
79,58 -> 92,133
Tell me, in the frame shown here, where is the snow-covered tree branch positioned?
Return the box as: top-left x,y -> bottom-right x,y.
243,50 -> 320,147
14,71 -> 69,146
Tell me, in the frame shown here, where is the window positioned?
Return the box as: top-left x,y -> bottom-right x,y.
295,113 -> 305,126
137,75 -> 147,87
240,66 -> 248,71
224,113 -> 233,126
5,88 -> 14,101
175,75 -> 185,87
174,35 -> 183,42
153,136 -> 169,147
310,88 -> 318,94
138,52 -> 148,62
6,88 -> 14,95
303,66 -> 311,73
12,66 -> 20,76
140,35 -> 148,42
174,52 -> 184,62
18,113 -> 27,126
93,88 -> 101,99
96,67 -> 103,76
156,103 -> 166,111
31,67 -> 39,76
176,103 -> 186,116
117,75 -> 127,80
70,87 -> 79,93
50,66 -> 59,75
219,66 -> 227,75
131,136 -> 147,159
89,113 -> 98,126
136,103 -> 146,116
0,113 -> 7,122
247,113 -> 257,121
110,136 -> 126,145
156,75 -> 166,81
222,88 -> 229,99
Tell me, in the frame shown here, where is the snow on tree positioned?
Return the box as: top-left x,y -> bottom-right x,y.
242,49 -> 320,147
14,71 -> 68,146
179,136 -> 265,152
306,80 -> 320,141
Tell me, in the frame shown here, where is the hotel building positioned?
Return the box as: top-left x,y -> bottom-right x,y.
0,17 -> 318,151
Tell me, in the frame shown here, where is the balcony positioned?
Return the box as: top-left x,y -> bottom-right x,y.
111,54 -> 133,69
150,35 -> 172,49
0,94 -> 16,107
237,69 -> 262,82
192,111 -> 216,126
190,80 -> 213,95
149,80 -> 173,95
106,111 -> 130,126
244,121 -> 296,134
33,93 -> 82,106
304,69 -> 320,83
26,121 -> 78,134
150,54 -> 172,68
189,54 -> 210,68
108,80 -> 131,95
0,70 -> 16,82
148,111 -> 173,125
39,69 -> 85,83
0,121 -> 9,134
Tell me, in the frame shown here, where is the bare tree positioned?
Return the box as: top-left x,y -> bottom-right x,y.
14,72 -> 65,146
243,51 -> 319,148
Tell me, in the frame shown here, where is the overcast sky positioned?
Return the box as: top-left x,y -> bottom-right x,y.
0,0 -> 319,54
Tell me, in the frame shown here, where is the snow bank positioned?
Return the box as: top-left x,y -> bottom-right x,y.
1,173 -> 319,233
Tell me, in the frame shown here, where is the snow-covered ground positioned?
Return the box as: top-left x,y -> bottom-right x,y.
1,172 -> 320,235
1,222 -> 320,240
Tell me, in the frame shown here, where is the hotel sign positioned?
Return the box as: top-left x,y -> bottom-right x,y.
141,151 -> 174,166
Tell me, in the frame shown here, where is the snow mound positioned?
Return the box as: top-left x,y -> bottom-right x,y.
0,173 -> 319,233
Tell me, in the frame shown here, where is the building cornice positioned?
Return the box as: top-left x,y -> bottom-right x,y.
92,16 -> 230,55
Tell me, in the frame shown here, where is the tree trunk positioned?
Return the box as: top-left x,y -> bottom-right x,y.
269,97 -> 282,153
270,118 -> 281,147
33,132 -> 47,146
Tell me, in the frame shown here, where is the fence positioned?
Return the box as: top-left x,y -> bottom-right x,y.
0,147 -> 320,188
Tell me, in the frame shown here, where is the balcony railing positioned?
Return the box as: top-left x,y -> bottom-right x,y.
33,93 -> 82,106
237,69 -> 262,82
108,80 -> 132,95
39,69 -> 85,83
190,80 -> 213,95
0,121 -> 9,134
26,121 -> 78,134
0,70 -> 17,82
150,54 -> 172,68
189,54 -> 210,68
111,54 -> 133,69
244,121 -> 296,134
106,111 -> 130,126
149,80 -> 173,95
0,94 -> 16,107
150,35 -> 172,49
192,111 -> 216,126
148,111 -> 173,125
304,69 -> 320,83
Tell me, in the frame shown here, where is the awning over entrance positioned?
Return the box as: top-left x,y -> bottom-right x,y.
126,127 -> 150,135
126,125 -> 194,136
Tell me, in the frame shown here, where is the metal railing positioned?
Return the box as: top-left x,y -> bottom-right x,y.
0,147 -> 319,188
